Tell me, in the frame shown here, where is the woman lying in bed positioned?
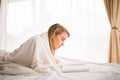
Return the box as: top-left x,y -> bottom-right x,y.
0,23 -> 70,73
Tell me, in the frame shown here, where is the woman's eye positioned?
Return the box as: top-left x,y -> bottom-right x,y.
61,38 -> 65,41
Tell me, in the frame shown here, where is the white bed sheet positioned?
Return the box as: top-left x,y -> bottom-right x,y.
0,57 -> 120,80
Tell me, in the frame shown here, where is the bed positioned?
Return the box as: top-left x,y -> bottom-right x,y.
0,57 -> 120,80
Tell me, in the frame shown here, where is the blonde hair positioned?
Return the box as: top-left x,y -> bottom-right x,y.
48,23 -> 70,54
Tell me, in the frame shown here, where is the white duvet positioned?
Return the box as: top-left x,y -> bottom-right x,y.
0,32 -> 62,74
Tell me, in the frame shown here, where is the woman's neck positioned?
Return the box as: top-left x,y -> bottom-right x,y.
51,49 -> 55,56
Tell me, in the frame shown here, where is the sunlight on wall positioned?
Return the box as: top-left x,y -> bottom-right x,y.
7,1 -> 32,36
46,0 -> 70,18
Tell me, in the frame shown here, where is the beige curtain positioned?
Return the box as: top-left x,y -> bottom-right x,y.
104,0 -> 120,64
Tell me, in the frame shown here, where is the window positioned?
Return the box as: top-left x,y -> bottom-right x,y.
7,0 -> 110,63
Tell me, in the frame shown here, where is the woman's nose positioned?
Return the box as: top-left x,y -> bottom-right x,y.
61,42 -> 64,46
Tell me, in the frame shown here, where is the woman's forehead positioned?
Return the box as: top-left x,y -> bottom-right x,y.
57,32 -> 68,38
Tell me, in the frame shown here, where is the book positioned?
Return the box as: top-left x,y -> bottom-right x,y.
62,64 -> 89,73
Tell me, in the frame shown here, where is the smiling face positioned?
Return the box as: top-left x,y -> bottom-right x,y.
51,32 -> 68,50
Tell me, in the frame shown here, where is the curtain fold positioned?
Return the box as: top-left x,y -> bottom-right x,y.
0,0 -> 8,49
104,0 -> 120,63
0,0 -> 1,6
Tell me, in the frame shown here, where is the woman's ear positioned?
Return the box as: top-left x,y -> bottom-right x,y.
51,34 -> 56,39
